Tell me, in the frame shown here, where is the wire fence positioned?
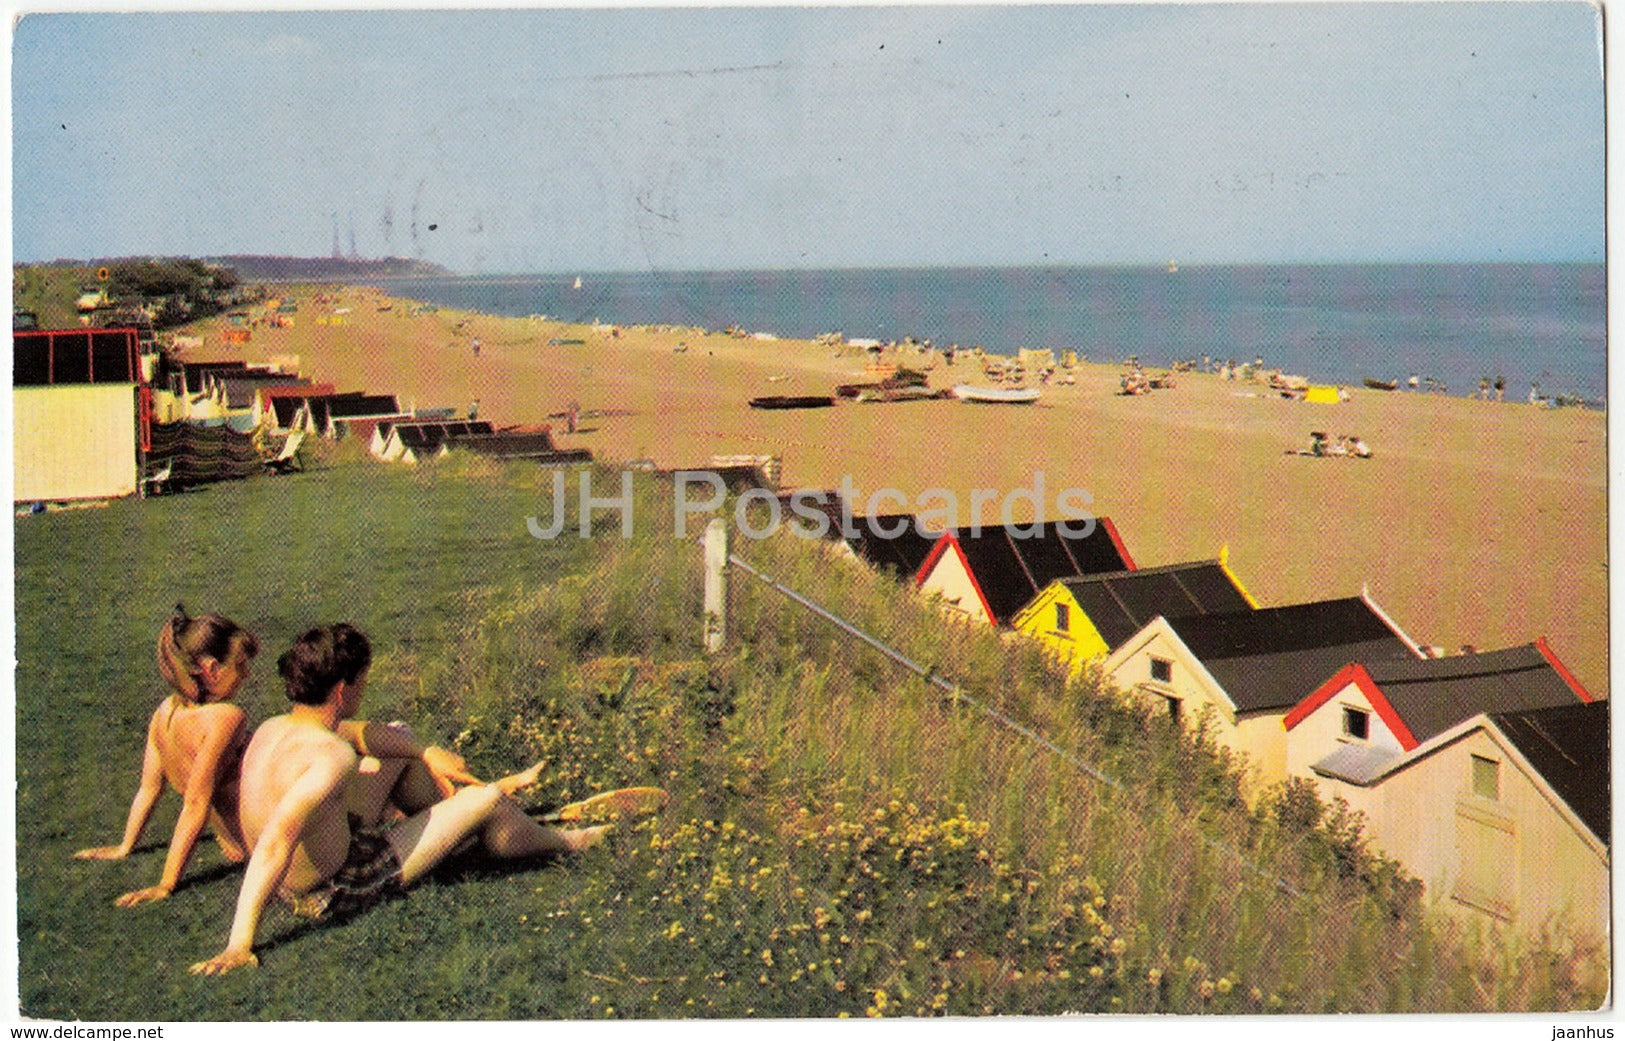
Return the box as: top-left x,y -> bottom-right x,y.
721,542 -> 1305,900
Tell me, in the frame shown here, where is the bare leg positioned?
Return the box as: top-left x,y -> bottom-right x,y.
492,759 -> 546,797
385,785 -> 608,886
346,757 -> 411,826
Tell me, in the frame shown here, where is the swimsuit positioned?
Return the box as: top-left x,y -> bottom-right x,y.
284,815 -> 405,921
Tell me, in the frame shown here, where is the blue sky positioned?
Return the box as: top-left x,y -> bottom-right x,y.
10,4 -> 1605,272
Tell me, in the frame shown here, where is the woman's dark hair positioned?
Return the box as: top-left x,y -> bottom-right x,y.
276,623 -> 372,706
156,603 -> 260,703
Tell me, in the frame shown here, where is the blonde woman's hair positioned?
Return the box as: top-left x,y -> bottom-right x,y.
156,603 -> 259,703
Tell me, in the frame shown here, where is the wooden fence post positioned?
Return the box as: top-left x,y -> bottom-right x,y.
703,517 -> 729,653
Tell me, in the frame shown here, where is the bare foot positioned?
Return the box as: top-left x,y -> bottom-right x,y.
566,825 -> 612,853
495,759 -> 547,797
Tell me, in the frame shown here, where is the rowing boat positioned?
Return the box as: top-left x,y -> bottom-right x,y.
748,395 -> 836,410
950,384 -> 1040,404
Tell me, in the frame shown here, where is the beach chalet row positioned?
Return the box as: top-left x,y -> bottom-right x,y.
837,514 -> 1138,626
13,329 -> 595,503
830,504 -> 1604,939
368,419 -> 593,467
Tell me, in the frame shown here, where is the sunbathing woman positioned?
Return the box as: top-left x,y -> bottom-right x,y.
76,605 -> 260,907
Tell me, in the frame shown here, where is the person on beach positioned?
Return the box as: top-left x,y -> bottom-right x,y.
1494,376 -> 1506,402
190,623 -> 608,976
76,606 -> 260,907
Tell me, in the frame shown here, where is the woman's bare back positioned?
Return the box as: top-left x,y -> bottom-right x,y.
149,698 -> 248,843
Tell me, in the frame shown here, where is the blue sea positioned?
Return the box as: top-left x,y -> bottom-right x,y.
375,264 -> 1607,405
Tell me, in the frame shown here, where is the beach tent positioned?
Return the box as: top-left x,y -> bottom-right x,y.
1285,671 -> 1602,940
1012,551 -> 1259,672
1304,385 -> 1342,404
14,328 -> 149,502
916,518 -> 1137,627
1102,593 -> 1423,793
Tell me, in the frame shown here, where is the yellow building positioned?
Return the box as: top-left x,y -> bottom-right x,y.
1101,593 -> 1424,791
1280,644 -> 1603,938
1012,551 -> 1259,671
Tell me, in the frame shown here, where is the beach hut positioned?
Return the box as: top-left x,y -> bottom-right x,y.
254,382 -> 333,430
838,513 -> 945,579
1011,550 -> 1259,672
213,373 -> 306,411
377,420 -> 497,463
1281,640 -> 1592,782
1286,691 -> 1605,940
14,328 -> 149,502
1303,385 -> 1342,404
169,360 -> 250,400
320,394 -> 403,438
1101,593 -> 1424,791
915,518 -> 1136,627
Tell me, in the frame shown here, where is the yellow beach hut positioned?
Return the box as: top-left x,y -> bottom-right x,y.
1012,550 -> 1259,673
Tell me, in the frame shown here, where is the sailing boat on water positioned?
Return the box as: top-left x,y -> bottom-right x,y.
572,276 -> 583,290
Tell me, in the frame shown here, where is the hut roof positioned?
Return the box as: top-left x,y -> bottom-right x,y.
325,394 -> 402,419
1360,643 -> 1589,745
1490,701 -> 1609,844
929,519 -> 1134,625
843,513 -> 943,579
216,374 -> 305,409
395,421 -> 497,451
1167,597 -> 1415,713
1054,560 -> 1253,650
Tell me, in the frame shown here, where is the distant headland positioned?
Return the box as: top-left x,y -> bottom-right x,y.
202,255 -> 453,282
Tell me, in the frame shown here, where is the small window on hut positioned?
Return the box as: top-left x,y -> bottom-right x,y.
1054,603 -> 1071,633
1150,657 -> 1173,684
1471,755 -> 1500,801
1342,707 -> 1370,741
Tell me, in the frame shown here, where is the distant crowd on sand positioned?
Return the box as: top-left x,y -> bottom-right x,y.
77,606 -> 658,976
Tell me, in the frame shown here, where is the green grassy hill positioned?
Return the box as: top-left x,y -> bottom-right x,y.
15,455 -> 1605,1019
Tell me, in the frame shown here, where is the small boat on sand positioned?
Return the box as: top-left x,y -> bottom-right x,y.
951,384 -> 1040,404
749,395 -> 836,410
1363,378 -> 1398,391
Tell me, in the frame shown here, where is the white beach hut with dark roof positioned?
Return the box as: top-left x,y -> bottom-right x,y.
1101,592 -> 1424,792
1284,662 -> 1604,940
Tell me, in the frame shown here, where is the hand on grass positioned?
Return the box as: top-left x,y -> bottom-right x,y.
115,884 -> 172,908
189,948 -> 258,976
74,845 -> 127,861
422,745 -> 481,798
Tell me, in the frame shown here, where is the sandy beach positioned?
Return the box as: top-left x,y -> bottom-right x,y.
189,285 -> 1608,695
